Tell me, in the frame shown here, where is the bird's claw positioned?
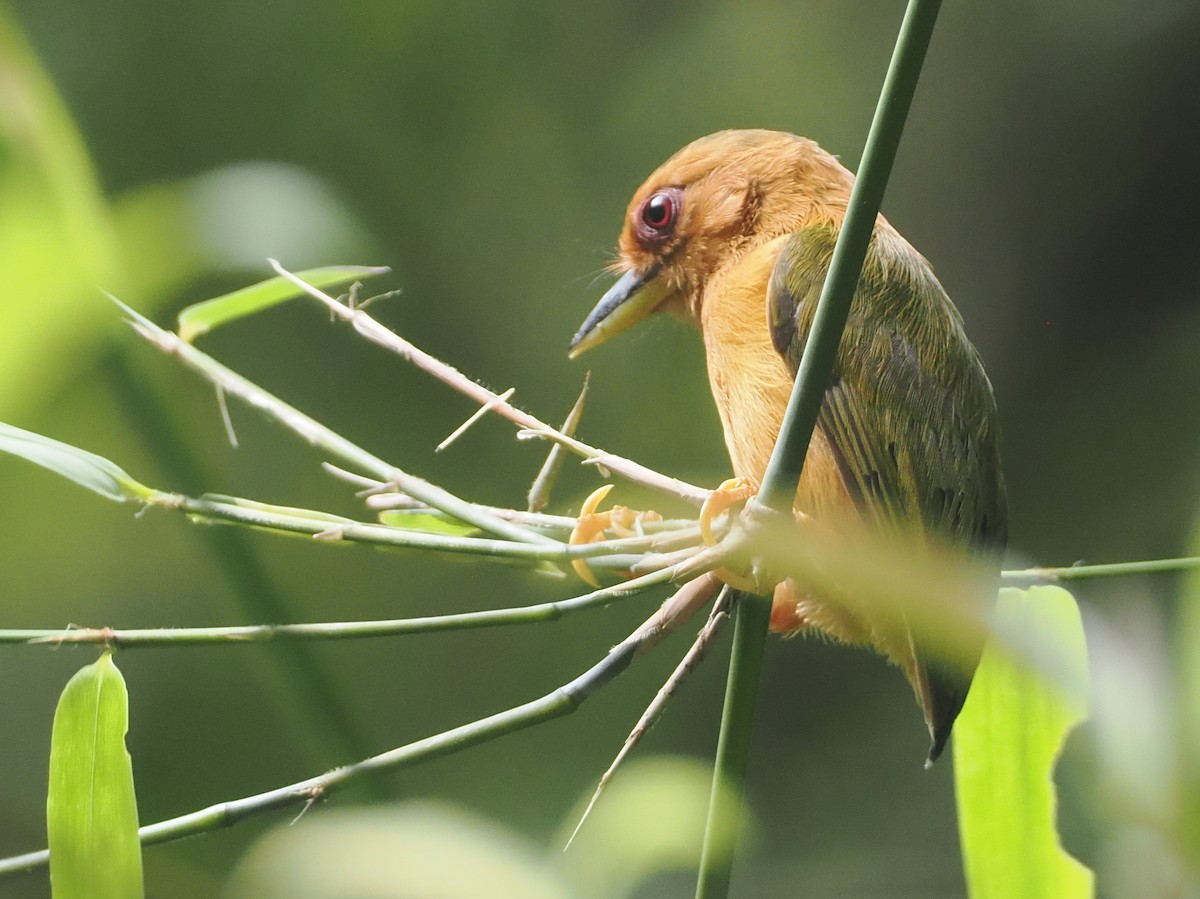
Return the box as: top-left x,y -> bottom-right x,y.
697,477 -> 769,593
698,477 -> 757,545
568,484 -> 662,587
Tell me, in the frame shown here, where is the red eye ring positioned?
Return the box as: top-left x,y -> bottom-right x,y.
642,193 -> 675,228
634,188 -> 682,244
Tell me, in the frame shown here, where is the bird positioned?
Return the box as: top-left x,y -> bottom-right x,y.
568,129 -> 1006,763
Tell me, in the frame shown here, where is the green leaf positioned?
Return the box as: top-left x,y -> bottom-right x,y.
954,586 -> 1094,899
378,509 -> 481,537
47,652 -> 144,899
177,265 -> 389,342
0,422 -> 151,503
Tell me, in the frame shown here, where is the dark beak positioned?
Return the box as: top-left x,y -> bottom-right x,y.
568,266 -> 667,359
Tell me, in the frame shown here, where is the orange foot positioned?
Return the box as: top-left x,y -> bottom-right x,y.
696,477 -> 764,593
698,477 -> 756,545
568,484 -> 663,587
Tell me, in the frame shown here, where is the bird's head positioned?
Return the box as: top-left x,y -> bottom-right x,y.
569,129 -> 853,358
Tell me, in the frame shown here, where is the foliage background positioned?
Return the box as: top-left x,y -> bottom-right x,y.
2,0 -> 1198,895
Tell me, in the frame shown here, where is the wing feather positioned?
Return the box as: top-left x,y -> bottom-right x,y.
767,223 -> 1007,761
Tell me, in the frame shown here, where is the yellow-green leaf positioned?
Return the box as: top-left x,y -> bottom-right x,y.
378,509 -> 481,537
47,652 -> 143,899
177,265 -> 389,342
954,586 -> 1094,899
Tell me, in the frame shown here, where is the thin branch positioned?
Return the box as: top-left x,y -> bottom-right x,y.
528,373 -> 590,512
167,492 -> 699,565
436,387 -> 515,452
566,582 -> 732,850
215,385 -> 239,448
0,568 -> 738,878
324,463 -> 585,531
0,646 -> 635,876
110,294 -> 557,548
1001,556 -> 1200,583
267,260 -> 710,507
0,542 -> 738,648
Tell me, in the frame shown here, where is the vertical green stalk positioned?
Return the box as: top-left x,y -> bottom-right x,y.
694,1 -> 944,895
694,590 -> 770,899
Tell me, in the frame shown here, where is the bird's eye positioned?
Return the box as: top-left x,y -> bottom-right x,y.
635,188 -> 682,243
642,193 -> 675,229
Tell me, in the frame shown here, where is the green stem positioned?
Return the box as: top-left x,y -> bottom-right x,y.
757,0 -> 943,512
0,600 -> 664,879
695,1 -> 943,895
274,261 -> 711,507
111,295 -> 556,547
694,592 -> 771,899
0,557 -> 707,647
5,551 -> 1193,649
172,493 -> 700,563
1002,556 -> 1200,583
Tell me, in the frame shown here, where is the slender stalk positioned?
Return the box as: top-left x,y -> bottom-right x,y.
0,566 -> 737,879
0,637 -> 642,877
1002,556 -> 1200,583
567,580 -> 730,850
111,295 -> 557,547
3,550 -> 1191,649
268,260 -> 710,507
757,0 -> 943,515
166,493 -> 701,564
695,2 -> 944,895
528,374 -> 589,512
0,543 -> 732,647
695,592 -> 771,899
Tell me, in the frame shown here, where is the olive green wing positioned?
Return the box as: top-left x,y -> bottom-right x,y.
766,224 -> 1007,763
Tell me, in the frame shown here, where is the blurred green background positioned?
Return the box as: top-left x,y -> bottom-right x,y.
2,0 -> 1199,895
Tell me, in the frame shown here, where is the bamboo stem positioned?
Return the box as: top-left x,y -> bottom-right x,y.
695,1 -> 944,895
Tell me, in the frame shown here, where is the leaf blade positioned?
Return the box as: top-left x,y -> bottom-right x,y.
177,265 -> 389,341
47,653 -> 144,899
0,422 -> 151,502
377,509 -> 480,537
954,586 -> 1094,899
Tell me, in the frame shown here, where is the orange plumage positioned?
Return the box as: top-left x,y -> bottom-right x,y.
571,130 -> 1006,760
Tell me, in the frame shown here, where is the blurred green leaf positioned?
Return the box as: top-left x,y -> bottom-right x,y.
0,10 -> 380,420
954,586 -> 1094,899
176,265 -> 389,342
1181,515 -> 1200,782
559,756 -> 743,898
225,803 -> 571,899
47,652 -> 144,899
0,422 -> 152,502
113,162 -> 378,303
0,5 -> 118,419
1172,515 -> 1200,883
